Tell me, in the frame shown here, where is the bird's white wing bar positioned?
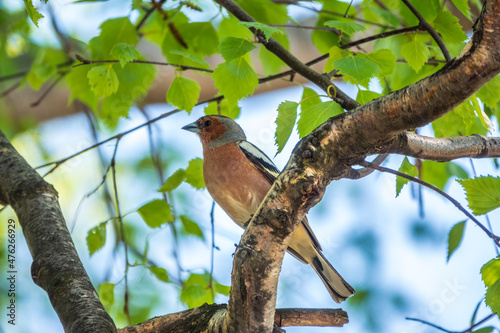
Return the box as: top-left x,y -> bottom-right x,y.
237,140 -> 280,184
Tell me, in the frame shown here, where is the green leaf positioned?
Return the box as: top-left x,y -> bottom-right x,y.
400,36 -> 429,73
23,0 -> 44,27
446,221 -> 466,261
432,11 -> 467,45
239,22 -> 285,41
26,48 -> 69,90
204,99 -> 241,119
324,46 -> 350,73
334,53 -> 381,87
258,33 -> 288,75
213,58 -> 259,103
99,61 -> 156,128
450,0 -> 472,21
368,6 -> 401,27
458,176 -> 500,215
215,282 -> 230,296
356,90 -> 382,104
90,17 -> 138,58
162,21 -> 218,65
159,169 -> 186,192
324,20 -> 366,35
185,158 -> 205,189
275,101 -> 298,155
432,98 -> 477,137
470,94 -> 493,132
472,327 -> 494,333
180,215 -> 204,240
169,50 -> 210,67
217,16 -> 252,40
137,199 -> 174,228
86,222 -> 107,256
98,282 -> 115,307
219,37 -> 256,62
396,157 -> 418,197
166,76 -> 201,113
477,76 -> 500,108
66,66 -> 99,111
360,49 -> 396,77
110,43 -> 141,67
485,279 -> 500,316
421,161 -> 466,190
148,266 -> 170,283
87,65 -> 119,97
300,87 -> 321,110
297,101 -> 343,138
180,273 -> 212,308
481,257 -> 500,287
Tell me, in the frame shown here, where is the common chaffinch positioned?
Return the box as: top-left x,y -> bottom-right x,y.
182,115 -> 354,303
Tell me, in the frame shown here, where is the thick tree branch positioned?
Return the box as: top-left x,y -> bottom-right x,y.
218,0 -> 500,331
389,133 -> 500,161
402,0 -> 452,62
0,131 -> 115,333
213,0 -> 360,111
117,305 -> 347,332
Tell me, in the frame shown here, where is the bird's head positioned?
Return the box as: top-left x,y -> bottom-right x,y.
182,115 -> 246,148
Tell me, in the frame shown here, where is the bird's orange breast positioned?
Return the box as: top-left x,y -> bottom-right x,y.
203,143 -> 272,226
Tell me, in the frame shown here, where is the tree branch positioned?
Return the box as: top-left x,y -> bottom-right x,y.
402,0 -> 452,62
0,131 -> 115,332
389,133 -> 500,161
213,0 -> 360,110
117,305 -> 348,332
358,160 -> 500,245
213,0 -> 500,331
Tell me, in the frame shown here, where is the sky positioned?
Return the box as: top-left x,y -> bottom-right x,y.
0,0 -> 499,332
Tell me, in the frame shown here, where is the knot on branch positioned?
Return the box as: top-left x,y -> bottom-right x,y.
299,178 -> 320,200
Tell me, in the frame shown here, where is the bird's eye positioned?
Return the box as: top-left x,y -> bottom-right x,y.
204,120 -> 212,127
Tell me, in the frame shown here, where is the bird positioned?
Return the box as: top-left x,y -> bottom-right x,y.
182,115 -> 354,303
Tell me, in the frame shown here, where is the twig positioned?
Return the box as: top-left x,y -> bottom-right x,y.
348,154 -> 388,179
48,4 -> 72,53
209,201 -> 216,300
109,139 -> 131,324
214,0 -> 359,110
406,317 -> 454,333
141,107 -> 183,283
31,69 -> 70,107
406,313 -> 497,333
360,160 -> 500,247
73,56 -> 213,72
0,81 -> 21,98
340,25 -> 422,49
36,95 -> 223,176
0,71 -> 27,82
293,3 -> 392,29
268,24 -> 340,33
401,0 -> 452,62
136,0 -> 168,31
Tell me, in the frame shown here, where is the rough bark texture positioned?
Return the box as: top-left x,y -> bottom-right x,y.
212,0 -> 500,331
117,305 -> 347,332
0,131 -> 116,333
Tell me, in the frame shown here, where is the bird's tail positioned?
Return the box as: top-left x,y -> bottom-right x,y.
310,251 -> 355,303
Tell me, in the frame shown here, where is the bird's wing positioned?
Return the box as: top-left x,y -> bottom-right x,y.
237,140 -> 280,184
237,140 -> 322,251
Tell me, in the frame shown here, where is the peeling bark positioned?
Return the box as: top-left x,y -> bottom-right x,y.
117,304 -> 347,332
0,131 -> 115,333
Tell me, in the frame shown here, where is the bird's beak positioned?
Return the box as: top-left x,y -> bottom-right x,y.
181,122 -> 200,133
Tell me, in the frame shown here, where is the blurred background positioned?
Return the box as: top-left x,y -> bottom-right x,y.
0,0 -> 499,332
